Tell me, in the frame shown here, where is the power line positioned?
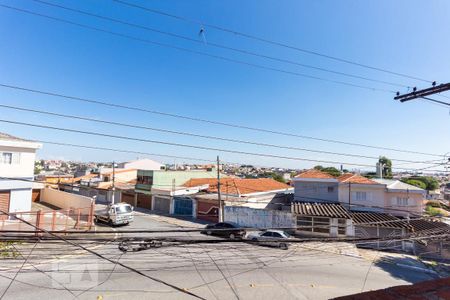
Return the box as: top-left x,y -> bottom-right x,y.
112,0 -> 432,84
0,103 -> 439,165
31,0 -> 409,89
0,209 -> 206,300
0,83 -> 443,158
0,4 -> 393,93
2,118 -> 448,170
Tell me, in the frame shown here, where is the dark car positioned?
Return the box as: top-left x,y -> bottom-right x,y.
201,222 -> 246,239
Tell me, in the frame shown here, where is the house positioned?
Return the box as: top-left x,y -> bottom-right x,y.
293,169 -> 425,217
372,178 -> 426,217
134,168 -> 221,210
116,158 -> 165,171
0,132 -> 42,216
183,178 -> 293,223
291,202 -> 353,237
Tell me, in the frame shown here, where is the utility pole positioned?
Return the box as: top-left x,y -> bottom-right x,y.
111,161 -> 115,206
348,182 -> 351,210
394,82 -> 450,106
217,156 -> 223,222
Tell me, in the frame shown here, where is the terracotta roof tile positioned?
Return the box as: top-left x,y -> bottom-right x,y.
295,169 -> 336,179
183,178 -> 291,195
337,174 -> 378,185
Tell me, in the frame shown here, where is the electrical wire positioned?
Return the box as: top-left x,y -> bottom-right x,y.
112,0 -> 432,84
2,119 -> 449,172
31,0 -> 409,89
0,103 -> 439,165
0,3 -> 394,93
0,83 -> 444,157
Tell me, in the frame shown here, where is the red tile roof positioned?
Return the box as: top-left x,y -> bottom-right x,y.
295,169 -> 336,179
183,178 -> 291,195
333,277 -> 450,300
337,173 -> 378,185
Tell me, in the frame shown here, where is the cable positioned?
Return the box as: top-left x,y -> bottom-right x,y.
0,4 -> 393,93
2,118 -> 450,172
0,103 -> 439,165
0,210 -> 206,300
31,0 -> 409,89
112,0 -> 432,84
0,83 -> 444,158
421,96 -> 450,107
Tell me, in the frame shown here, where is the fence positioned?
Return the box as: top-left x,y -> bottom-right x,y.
0,204 -> 95,233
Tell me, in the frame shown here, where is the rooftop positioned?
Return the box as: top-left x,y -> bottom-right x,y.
183,178 -> 292,196
350,211 -> 411,229
337,173 -> 378,185
372,178 -> 425,192
292,202 -> 351,219
295,169 -> 336,179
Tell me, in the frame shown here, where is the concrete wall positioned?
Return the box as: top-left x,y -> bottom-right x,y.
9,189 -> 32,212
293,180 -> 338,202
384,192 -> 424,216
0,146 -> 38,178
224,206 -> 295,229
41,188 -> 93,210
338,184 -> 386,211
118,159 -> 164,170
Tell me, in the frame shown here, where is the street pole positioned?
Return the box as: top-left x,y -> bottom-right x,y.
348,182 -> 351,210
111,161 -> 115,206
217,156 -> 223,222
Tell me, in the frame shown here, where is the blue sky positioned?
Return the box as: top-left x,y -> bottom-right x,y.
0,0 -> 449,172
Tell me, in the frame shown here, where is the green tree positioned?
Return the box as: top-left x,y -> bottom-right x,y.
34,160 -> 43,175
313,166 -> 341,177
268,173 -> 286,183
407,176 -> 439,191
378,156 -> 392,179
403,179 -> 427,190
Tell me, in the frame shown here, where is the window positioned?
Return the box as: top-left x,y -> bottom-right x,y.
1,153 -> 12,164
137,175 -> 153,185
272,232 -> 282,238
396,197 -> 409,206
327,186 -> 334,193
355,192 -> 367,201
296,216 -> 330,234
337,219 -> 347,235
261,232 -> 273,237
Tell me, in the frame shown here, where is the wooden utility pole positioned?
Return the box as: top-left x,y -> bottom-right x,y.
111,161 -> 116,206
394,82 -> 450,106
217,156 -> 223,222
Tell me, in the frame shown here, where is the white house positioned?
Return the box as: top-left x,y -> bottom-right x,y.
0,132 -> 42,214
117,158 -> 165,171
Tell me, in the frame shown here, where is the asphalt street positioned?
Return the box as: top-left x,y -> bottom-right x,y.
0,209 -> 444,300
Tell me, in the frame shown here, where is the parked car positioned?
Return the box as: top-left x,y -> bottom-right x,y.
201,222 -> 246,239
95,203 -> 134,226
247,230 -> 291,250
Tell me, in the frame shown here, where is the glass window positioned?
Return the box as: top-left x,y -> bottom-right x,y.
396,197 -> 408,206
356,192 -> 367,201
261,232 -> 272,237
1,153 -> 12,164
272,232 -> 282,238
327,186 -> 334,193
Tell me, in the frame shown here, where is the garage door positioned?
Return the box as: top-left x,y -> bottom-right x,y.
153,196 -> 170,214
173,197 -> 193,217
0,191 -> 10,220
121,193 -> 135,206
136,193 -> 151,209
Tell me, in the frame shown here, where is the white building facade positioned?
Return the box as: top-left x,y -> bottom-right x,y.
0,133 -> 42,214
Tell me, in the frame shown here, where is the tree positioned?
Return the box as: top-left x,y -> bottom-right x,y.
407,176 -> 439,191
313,165 -> 341,177
266,173 -> 286,183
403,179 -> 427,190
378,156 -> 392,179
34,160 -> 43,175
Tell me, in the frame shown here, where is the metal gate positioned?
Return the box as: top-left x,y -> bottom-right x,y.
173,197 -> 193,217
153,196 -> 170,214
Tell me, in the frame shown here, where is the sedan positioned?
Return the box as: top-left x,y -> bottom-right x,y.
201,222 -> 246,239
247,230 -> 291,250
